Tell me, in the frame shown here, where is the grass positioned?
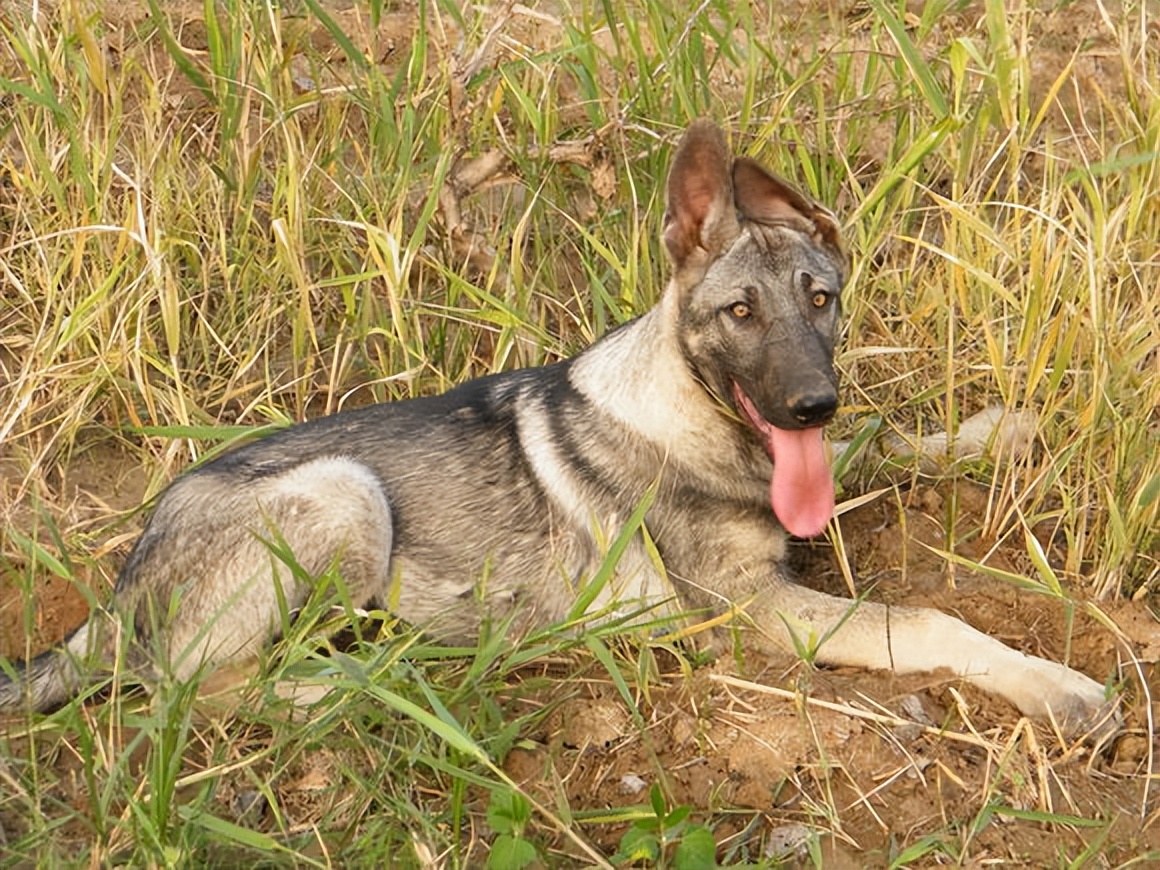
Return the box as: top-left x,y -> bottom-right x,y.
0,0 -> 1157,866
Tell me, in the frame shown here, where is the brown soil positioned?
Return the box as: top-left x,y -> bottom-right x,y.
0,444 -> 148,660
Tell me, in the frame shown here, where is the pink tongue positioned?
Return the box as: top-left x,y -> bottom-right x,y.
734,386 -> 835,538
764,426 -> 834,538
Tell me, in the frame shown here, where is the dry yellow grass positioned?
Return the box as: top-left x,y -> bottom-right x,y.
0,0 -> 1156,865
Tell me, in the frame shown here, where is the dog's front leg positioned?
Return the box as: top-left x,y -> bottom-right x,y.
751,579 -> 1112,733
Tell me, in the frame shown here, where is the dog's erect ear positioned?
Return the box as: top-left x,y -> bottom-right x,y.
663,120 -> 740,272
732,156 -> 848,274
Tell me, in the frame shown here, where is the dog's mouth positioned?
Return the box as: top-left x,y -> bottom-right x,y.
732,383 -> 834,538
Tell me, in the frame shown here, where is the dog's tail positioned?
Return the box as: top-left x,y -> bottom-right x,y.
0,620 -> 100,713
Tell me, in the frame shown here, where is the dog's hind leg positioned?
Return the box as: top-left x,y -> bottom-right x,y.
119,456 -> 395,686
0,456 -> 394,712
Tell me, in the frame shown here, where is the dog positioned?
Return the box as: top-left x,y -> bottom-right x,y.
0,121 -> 1112,732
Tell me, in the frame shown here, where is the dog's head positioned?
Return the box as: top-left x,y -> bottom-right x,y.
663,120 -> 850,538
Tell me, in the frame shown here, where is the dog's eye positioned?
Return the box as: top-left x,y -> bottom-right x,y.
811,291 -> 828,309
729,302 -> 751,319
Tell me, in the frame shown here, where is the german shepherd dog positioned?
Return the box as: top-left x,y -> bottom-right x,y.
0,121 -> 1112,731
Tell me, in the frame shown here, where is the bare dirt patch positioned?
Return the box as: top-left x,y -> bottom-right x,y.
0,444 -> 146,660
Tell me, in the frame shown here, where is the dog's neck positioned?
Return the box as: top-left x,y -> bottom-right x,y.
568,286 -> 737,453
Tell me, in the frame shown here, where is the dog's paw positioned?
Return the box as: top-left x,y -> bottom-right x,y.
872,406 -> 1038,475
954,406 -> 1037,460
1008,657 -> 1120,742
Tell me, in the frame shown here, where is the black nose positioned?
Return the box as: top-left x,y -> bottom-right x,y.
788,390 -> 838,425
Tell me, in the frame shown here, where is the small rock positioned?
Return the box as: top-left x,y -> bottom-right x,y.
230,789 -> 268,823
765,822 -> 812,860
1112,735 -> 1149,773
619,774 -> 648,795
898,693 -> 934,724
893,694 -> 933,742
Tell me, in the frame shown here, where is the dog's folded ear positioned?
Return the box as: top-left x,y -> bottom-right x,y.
732,157 -> 848,276
663,120 -> 741,273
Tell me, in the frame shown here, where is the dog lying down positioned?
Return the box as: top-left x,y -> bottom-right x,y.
0,121 -> 1118,738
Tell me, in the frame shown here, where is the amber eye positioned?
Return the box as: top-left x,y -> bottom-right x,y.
729,302 -> 751,319
811,291 -> 828,309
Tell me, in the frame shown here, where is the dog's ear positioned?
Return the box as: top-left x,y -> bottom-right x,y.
732,156 -> 848,276
663,120 -> 741,271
